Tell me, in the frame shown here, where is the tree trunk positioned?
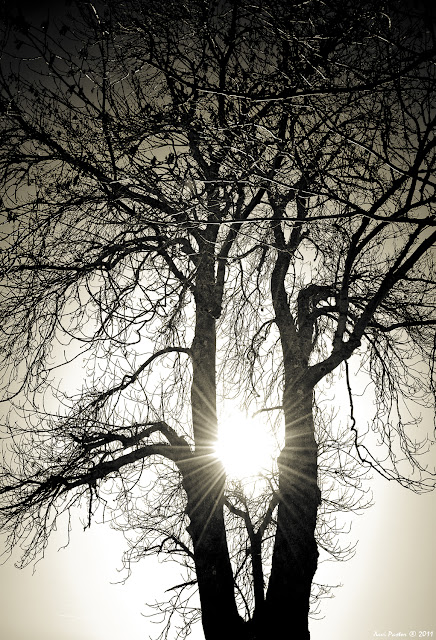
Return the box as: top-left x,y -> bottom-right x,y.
266,232 -> 321,637
184,279 -> 243,640
185,459 -> 245,640
264,384 -> 320,639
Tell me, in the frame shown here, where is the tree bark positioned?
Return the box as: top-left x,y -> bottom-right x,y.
184,455 -> 244,640
264,384 -> 320,639
266,218 -> 321,637
183,261 -> 243,640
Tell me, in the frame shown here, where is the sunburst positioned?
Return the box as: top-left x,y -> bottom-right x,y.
214,409 -> 277,479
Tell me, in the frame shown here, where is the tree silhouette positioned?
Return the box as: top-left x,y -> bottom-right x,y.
1,2 -> 435,639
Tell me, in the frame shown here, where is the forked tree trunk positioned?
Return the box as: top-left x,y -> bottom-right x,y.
186,247 -> 320,639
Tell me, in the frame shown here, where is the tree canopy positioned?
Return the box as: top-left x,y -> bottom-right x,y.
1,1 -> 435,639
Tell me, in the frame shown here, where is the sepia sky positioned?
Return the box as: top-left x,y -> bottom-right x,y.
1,1 -> 435,639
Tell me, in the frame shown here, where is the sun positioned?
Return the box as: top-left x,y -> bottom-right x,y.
214,409 -> 277,479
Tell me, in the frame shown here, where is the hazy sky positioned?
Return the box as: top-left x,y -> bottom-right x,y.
1,472 -> 434,640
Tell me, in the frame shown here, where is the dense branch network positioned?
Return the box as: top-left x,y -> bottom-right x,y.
0,1 -> 435,638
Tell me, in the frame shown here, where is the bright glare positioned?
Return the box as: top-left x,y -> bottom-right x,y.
214,410 -> 277,479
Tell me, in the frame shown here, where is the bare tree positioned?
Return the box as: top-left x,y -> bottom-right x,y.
1,2 -> 435,639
